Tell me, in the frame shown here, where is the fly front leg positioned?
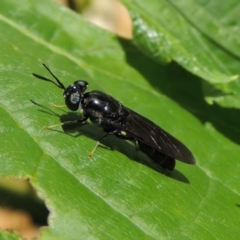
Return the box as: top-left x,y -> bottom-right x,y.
44,116 -> 88,129
50,103 -> 66,108
88,129 -> 118,158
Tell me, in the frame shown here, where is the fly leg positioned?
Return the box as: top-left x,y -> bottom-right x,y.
31,99 -> 88,129
88,129 -> 118,158
44,117 -> 88,129
50,103 -> 66,108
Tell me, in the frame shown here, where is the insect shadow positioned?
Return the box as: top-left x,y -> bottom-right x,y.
31,100 -> 190,183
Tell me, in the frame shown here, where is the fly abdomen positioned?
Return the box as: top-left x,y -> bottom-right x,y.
138,141 -> 176,171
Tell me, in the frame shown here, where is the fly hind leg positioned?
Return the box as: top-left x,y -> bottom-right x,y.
88,129 -> 118,158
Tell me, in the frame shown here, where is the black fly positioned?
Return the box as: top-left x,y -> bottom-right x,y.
33,64 -> 195,172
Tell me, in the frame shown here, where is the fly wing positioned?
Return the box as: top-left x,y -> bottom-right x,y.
122,109 -> 195,164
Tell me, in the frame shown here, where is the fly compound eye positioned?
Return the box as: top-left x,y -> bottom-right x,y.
74,80 -> 89,93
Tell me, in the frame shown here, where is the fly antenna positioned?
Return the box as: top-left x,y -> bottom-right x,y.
32,63 -> 66,90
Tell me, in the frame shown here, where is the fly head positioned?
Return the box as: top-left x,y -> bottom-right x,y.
33,64 -> 88,111
64,80 -> 88,111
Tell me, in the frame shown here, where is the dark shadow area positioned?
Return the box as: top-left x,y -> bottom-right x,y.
0,184 -> 49,226
118,39 -> 240,145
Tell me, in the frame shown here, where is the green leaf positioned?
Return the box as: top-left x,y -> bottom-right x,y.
169,0 -> 240,58
0,231 -> 22,240
121,0 -> 240,108
0,0 -> 240,239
